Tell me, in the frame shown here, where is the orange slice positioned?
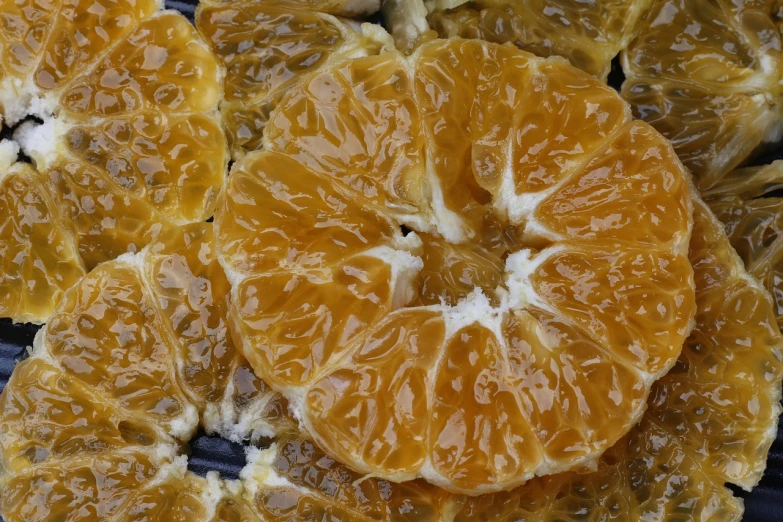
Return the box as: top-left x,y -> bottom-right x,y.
621,0 -> 783,188
0,0 -> 226,323
196,0 -> 388,159
0,222 -> 295,522
384,0 -> 650,78
217,38 -> 696,494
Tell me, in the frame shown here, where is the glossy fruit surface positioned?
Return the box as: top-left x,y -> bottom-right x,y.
0,0 -> 227,323
0,223 -> 296,522
217,37 -> 696,494
451,198 -> 783,519
196,0 -> 387,159
622,0 -> 783,188
424,0 -> 650,79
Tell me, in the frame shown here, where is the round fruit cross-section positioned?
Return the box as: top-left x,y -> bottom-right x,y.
0,0 -> 227,323
216,38 -> 696,494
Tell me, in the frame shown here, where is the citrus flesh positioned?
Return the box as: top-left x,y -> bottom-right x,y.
195,0 -> 388,160
0,222 -> 298,522
451,198 -> 783,519
399,0 -> 651,80
1,197 -> 778,520
621,0 -> 783,189
705,160 -> 783,329
216,37 -> 696,494
0,0 -> 227,323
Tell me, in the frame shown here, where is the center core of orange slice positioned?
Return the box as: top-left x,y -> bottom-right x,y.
217,37 -> 697,495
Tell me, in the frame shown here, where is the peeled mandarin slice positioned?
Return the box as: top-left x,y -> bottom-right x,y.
196,0 -> 387,158
0,0 -> 227,324
621,0 -> 783,188
0,223 -> 293,522
705,160 -> 783,328
384,0 -> 650,79
450,198 -> 783,519
218,37 -> 696,493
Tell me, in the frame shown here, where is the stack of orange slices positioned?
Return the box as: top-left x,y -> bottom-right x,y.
0,1 -> 781,521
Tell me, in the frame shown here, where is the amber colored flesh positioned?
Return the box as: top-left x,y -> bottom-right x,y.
621,0 -> 783,189
217,36 -> 696,493
451,200 -> 783,519
195,0 -> 384,158
0,0 -> 226,323
0,223 -> 295,522
426,0 -> 651,80
1,202 -> 778,520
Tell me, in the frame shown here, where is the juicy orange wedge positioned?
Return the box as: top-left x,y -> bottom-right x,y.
0,0 -> 227,323
217,38 -> 696,494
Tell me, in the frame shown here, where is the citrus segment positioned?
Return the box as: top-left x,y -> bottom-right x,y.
0,0 -> 57,87
306,310 -> 444,475
705,161 -> 783,328
535,121 -> 692,245
218,37 -> 695,493
0,358 -> 159,470
196,0 -> 386,158
0,0 -> 226,323
502,308 -> 647,463
429,322 -> 540,491
388,0 -> 650,79
263,53 -> 430,225
60,13 -> 220,116
216,151 -> 399,275
232,257 -> 396,388
43,261 -> 196,436
0,160 -> 84,323
33,0 -> 158,93
64,113 -> 226,224
621,0 -> 783,188
44,161 -> 177,270
528,242 -> 695,374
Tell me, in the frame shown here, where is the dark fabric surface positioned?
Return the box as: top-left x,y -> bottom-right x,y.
0,0 -> 781,518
